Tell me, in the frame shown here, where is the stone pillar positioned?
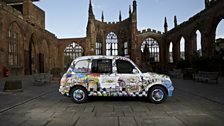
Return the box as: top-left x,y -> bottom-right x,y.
185,37 -> 191,61
58,44 -> 65,70
173,40 -> 180,65
191,33 -> 197,53
102,34 -> 106,55
201,30 -> 215,58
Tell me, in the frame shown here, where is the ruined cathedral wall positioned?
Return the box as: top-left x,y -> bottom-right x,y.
0,2 -> 58,76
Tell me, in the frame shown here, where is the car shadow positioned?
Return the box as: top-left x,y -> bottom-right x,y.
87,96 -> 150,103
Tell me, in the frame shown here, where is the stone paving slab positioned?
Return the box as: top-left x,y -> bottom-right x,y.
135,116 -> 184,126
119,117 -> 137,126
76,117 -> 118,126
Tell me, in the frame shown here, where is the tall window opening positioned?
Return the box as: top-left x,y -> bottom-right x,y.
106,32 -> 118,56
215,19 -> 224,41
96,42 -> 102,55
64,42 -> 83,68
180,37 -> 185,60
196,30 -> 202,56
141,38 -> 160,62
169,42 -> 173,63
124,41 -> 128,56
8,29 -> 18,66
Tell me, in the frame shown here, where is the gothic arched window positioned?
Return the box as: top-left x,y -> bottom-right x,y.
141,38 -> 160,62
64,42 -> 83,67
8,26 -> 19,66
106,32 -> 118,56
169,42 -> 174,63
180,37 -> 185,60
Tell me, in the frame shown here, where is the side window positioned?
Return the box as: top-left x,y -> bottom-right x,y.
116,60 -> 134,73
91,59 -> 112,73
74,60 -> 90,73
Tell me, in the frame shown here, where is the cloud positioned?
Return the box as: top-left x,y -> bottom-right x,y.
92,3 -> 104,10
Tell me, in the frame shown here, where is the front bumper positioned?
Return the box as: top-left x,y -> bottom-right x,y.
163,79 -> 174,96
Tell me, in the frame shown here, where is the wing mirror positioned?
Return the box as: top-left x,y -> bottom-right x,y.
133,69 -> 139,74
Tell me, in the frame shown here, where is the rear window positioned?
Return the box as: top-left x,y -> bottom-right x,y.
91,59 -> 112,73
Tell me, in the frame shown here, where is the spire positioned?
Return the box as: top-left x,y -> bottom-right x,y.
164,17 -> 168,33
88,0 -> 94,18
101,11 -> 104,22
119,11 -> 122,22
174,15 -> 177,27
133,0 -> 137,13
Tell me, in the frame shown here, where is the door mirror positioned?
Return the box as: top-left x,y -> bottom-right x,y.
132,69 -> 139,74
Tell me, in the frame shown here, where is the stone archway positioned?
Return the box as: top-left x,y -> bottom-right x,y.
179,37 -> 185,60
196,30 -> 202,56
24,35 -> 34,75
215,19 -> 224,40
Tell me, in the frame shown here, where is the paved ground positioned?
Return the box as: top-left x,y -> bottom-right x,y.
0,76 -> 224,126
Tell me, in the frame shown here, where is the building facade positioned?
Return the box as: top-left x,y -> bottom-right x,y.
59,0 -> 165,72
1,0 -> 224,77
0,0 -> 59,77
59,0 -> 224,73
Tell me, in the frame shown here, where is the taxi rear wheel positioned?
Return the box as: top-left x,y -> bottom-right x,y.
148,86 -> 167,104
70,86 -> 88,103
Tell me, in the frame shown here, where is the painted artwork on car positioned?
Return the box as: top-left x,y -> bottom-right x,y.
59,56 -> 174,104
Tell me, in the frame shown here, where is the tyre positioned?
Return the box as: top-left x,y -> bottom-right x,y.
70,86 -> 88,103
148,86 -> 167,104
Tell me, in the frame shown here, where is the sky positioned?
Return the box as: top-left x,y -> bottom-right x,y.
34,0 -> 224,40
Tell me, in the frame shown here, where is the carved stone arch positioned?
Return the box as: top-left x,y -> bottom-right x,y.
167,40 -> 174,64
209,14 -> 224,34
188,25 -> 202,54
177,35 -> 187,60
24,33 -> 39,74
30,33 -> 39,54
8,21 -> 23,36
212,15 -> 224,39
169,36 -> 181,64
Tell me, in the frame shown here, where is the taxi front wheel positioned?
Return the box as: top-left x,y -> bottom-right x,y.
70,86 -> 88,103
148,86 -> 167,104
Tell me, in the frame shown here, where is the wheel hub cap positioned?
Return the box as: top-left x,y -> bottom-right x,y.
73,89 -> 85,101
151,89 -> 164,101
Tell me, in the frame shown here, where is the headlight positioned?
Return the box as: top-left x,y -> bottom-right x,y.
60,76 -> 67,86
